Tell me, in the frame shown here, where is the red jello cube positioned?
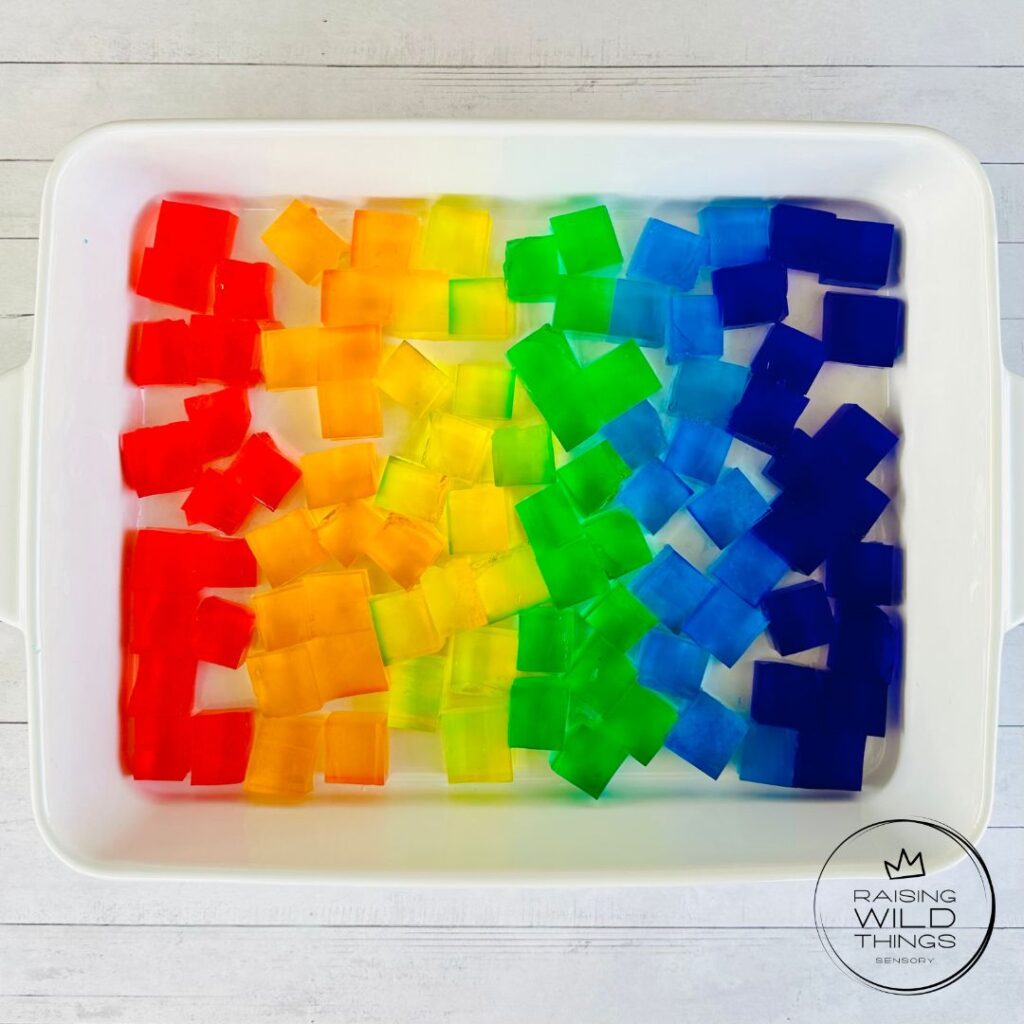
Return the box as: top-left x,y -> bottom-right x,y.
127,319 -> 196,386
130,529 -> 200,590
131,710 -> 192,781
182,469 -> 256,535
199,534 -> 259,587
184,386 -> 251,461
213,259 -> 275,320
120,421 -> 203,497
127,653 -> 198,717
190,709 -> 255,785
136,246 -> 215,313
153,200 -> 238,263
189,316 -> 262,385
128,584 -> 201,654
193,596 -> 255,668
229,432 -> 301,510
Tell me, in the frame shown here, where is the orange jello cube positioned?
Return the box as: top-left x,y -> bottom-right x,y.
246,644 -> 322,717
317,380 -> 384,440
300,443 -> 379,507
308,629 -> 388,702
260,199 -> 347,285
317,324 -> 382,381
304,570 -> 373,636
315,500 -> 386,565
321,268 -> 395,327
364,513 -> 446,589
323,711 -> 389,785
350,209 -> 420,272
244,715 -> 323,799
246,510 -> 328,587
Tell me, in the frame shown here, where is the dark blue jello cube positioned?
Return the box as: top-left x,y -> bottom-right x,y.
602,400 -> 667,469
636,629 -> 709,703
738,722 -> 798,787
664,417 -> 732,485
628,217 -> 707,291
827,602 -> 901,687
617,460 -> 693,534
687,468 -> 769,548
750,661 -> 824,730
826,542 -> 904,605
712,261 -> 789,328
822,291 -> 904,367
727,377 -> 809,454
822,674 -> 889,738
763,429 -> 814,489
666,357 -> 749,426
698,204 -> 771,267
793,728 -> 866,791
762,580 -> 834,655
668,294 -> 724,361
811,403 -> 899,481
769,203 -> 837,274
819,217 -> 896,290
750,322 -> 825,394
609,278 -> 670,347
708,532 -> 789,605
683,585 -> 768,667
665,691 -> 749,779
632,546 -> 715,632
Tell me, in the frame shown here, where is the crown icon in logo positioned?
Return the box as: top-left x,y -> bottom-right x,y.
884,849 -> 926,880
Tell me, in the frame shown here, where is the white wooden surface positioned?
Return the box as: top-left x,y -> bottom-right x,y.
1,2 -> 1023,1019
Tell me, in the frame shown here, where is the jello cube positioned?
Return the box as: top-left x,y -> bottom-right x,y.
388,273 -> 450,341
549,718 -> 629,798
213,258 -> 274,320
507,676 -> 570,750
762,580 -> 834,655
826,542 -> 904,606
188,316 -> 262,386
261,199 -> 347,284
192,596 -> 255,668
421,558 -> 488,636
728,377 -> 809,454
184,386 -> 251,461
564,634 -> 638,718
666,357 -> 749,426
712,261 -> 788,328
130,708 -> 192,781
453,363 -> 516,419
127,319 -> 195,386
822,292 -> 904,367
583,508 -> 652,578
321,267 -> 395,327
128,652 -> 196,719
603,684 -> 677,765
316,500 -> 385,566
763,428 -> 814,490
423,413 -> 492,481
819,217 -> 896,290
584,584 -> 657,650
492,423 -> 555,485
636,629 -> 708,703
828,602 -> 901,688
441,701 -> 513,783
323,711 -> 389,785
687,468 -> 769,547
503,234 -> 560,301
550,205 -> 622,273
376,341 -> 453,416
182,469 -> 255,534
136,241 -> 215,311
683,585 -> 768,667
534,539 -> 610,609
517,605 -> 578,672
448,485 -> 511,554
737,722 -> 798,787
448,626 -> 519,692
609,279 -> 670,347
698,203 -> 771,267
769,203 -> 837,274
387,656 -> 446,731
515,485 -> 582,548
664,418 -> 732,485
252,582 -> 312,650
229,432 -> 301,510
370,587 -> 443,663
556,442 -> 630,516
244,715 -> 322,799
246,510 -> 327,587
127,582 -> 201,656
247,644 -> 322,716
350,208 -> 419,271
793,728 -> 866,791
120,421 -> 202,496
667,294 -> 724,361
617,460 -> 693,534
189,709 -> 254,786
317,324 -> 382,381
260,326 -> 320,389
449,278 -> 514,339
750,322 -> 824,394
376,457 -> 450,522
552,275 -> 615,334
421,203 -> 491,276
810,404 -> 899,480
304,570 -> 373,636
601,401 -> 666,470
365,513 -> 446,589
308,629 -> 388,702
665,691 -> 748,779
628,217 -> 706,291
506,323 -> 581,390
317,380 -> 384,439
301,443 -> 379,508
582,341 -> 662,425
474,546 -> 550,622
632,546 -> 714,632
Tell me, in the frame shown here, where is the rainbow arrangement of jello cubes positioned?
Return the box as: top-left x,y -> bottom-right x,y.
119,194 -> 903,800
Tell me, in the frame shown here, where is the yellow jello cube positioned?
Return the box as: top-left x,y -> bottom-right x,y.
300,443 -> 379,507
420,558 -> 488,637
304,570 -> 373,636
350,209 -> 420,272
375,457 -> 450,522
244,715 -> 323,800
364,513 -> 446,589
452,362 -> 516,419
261,199 -> 347,285
247,644 -> 322,717
447,485 -> 511,554
317,324 -> 382,381
376,341 -> 453,417
315,500 -> 385,565
387,656 -> 446,731
321,267 -> 395,327
252,582 -> 310,650
261,326 -> 321,389
423,413 -> 492,481
317,380 -> 383,439
449,278 -> 515,339
447,625 -> 518,694
370,588 -> 444,664
421,203 -> 491,276
246,510 -> 328,587
388,271 -> 450,339
308,629 -> 388,702
441,701 -> 513,783
473,545 -> 550,622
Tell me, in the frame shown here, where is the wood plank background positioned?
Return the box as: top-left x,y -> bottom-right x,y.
1,2 -> 1022,1020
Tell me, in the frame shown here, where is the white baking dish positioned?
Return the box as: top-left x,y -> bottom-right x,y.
1,120 -> 1010,882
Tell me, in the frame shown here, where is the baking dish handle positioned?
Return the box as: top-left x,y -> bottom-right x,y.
0,362 -> 26,629
1005,369 -> 1024,629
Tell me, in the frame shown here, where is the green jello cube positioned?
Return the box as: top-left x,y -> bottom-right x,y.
563,634 -> 636,716
492,423 -> 556,486
508,676 -> 570,750
506,324 -> 580,394
452,363 -> 516,419
517,604 -> 578,672
581,341 -> 662,424
533,538 -> 610,609
515,485 -> 581,549
553,275 -> 615,334
549,718 -> 630,798
534,376 -> 601,452
583,584 -> 657,651
583,508 -> 653,578
550,205 -> 622,274
504,235 -> 560,302
603,684 -> 678,765
556,442 -> 631,515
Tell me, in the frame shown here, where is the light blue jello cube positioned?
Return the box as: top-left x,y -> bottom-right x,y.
664,417 -> 732,485
601,400 -> 667,470
738,722 -> 798,787
666,357 -> 749,426
636,629 -> 709,704
617,460 -> 693,534
665,691 -> 749,779
668,294 -> 724,362
708,531 -> 789,605
627,217 -> 707,291
632,546 -> 715,633
698,203 -> 772,267
687,468 -> 770,548
609,278 -> 671,347
683,585 -> 768,667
